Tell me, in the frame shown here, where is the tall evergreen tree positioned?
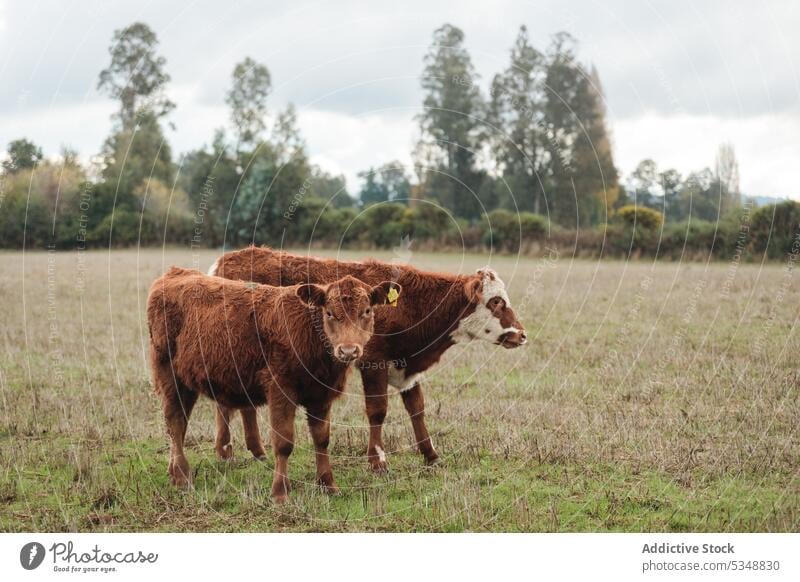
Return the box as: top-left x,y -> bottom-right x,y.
570,65 -> 619,223
542,33 -> 618,226
417,24 -> 486,219
487,25 -> 547,213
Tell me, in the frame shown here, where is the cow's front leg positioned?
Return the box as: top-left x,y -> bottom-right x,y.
306,402 -> 339,495
401,382 -> 439,465
241,406 -> 268,460
215,404 -> 234,460
269,393 -> 296,504
361,367 -> 389,474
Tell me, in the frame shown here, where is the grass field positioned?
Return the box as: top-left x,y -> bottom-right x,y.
0,248 -> 798,532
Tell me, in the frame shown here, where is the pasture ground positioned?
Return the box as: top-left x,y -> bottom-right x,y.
0,248 -> 798,532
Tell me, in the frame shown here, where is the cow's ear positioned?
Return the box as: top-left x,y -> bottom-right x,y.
296,283 -> 327,307
464,276 -> 483,303
476,267 -> 497,281
370,281 -> 401,306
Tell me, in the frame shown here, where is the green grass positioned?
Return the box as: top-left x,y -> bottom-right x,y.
0,248 -> 798,531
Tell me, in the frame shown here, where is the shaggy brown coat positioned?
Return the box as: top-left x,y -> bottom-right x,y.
209,247 -> 526,472
147,266 -> 397,502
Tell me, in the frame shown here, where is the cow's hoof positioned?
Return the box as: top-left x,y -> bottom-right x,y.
170,472 -> 192,489
318,472 -> 340,495
322,482 -> 341,496
216,443 -> 234,461
424,452 -> 440,466
169,460 -> 192,488
249,447 -> 268,460
369,460 -> 389,475
254,454 -> 268,462
272,494 -> 289,505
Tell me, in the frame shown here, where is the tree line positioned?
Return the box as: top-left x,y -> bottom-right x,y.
1,21 -> 797,260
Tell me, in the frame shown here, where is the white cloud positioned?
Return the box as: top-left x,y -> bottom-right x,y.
0,99 -> 115,163
1,0 -> 798,201
299,108 -> 417,192
613,112 -> 800,199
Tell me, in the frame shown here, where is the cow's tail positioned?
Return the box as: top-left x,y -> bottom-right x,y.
207,256 -> 220,276
146,284 -> 182,394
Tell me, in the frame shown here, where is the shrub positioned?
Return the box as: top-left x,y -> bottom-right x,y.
354,202 -> 406,248
749,201 -> 800,260
518,212 -> 548,240
88,209 -> 143,247
616,205 -> 664,231
400,204 -> 462,243
134,179 -> 193,245
482,209 -> 549,252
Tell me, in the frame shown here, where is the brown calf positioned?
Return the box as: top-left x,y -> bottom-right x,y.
146,266 -> 398,502
209,247 -> 526,473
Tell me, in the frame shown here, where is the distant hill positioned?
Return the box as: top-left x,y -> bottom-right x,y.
744,194 -> 791,207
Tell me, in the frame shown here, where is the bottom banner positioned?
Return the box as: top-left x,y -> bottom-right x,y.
1,533 -> 797,581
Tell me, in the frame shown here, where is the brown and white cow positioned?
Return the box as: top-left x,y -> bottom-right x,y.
146,266 -> 399,502
208,247 -> 526,473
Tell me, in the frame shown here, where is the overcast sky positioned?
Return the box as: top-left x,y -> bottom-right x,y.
1,0 -> 798,198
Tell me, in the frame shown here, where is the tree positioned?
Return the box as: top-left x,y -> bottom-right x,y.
3,139 -> 42,173
133,178 -> 193,245
541,32 -> 582,225
487,25 -> 546,213
417,24 -> 486,219
60,145 -> 79,168
659,168 -> 682,221
358,161 -> 411,206
97,22 -> 175,205
99,113 -> 174,200
629,159 -> 659,208
715,143 -> 741,215
230,143 -> 311,246
271,104 -> 305,165
677,168 -> 718,222
97,22 -> 174,126
226,57 -> 271,153
309,167 -> 353,208
541,33 -> 619,226
569,64 -> 620,223
179,128 -> 240,247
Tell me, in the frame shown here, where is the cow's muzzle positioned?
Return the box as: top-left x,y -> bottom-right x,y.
335,344 -> 362,363
498,330 -> 527,348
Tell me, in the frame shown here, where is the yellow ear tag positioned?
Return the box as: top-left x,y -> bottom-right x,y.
387,286 -> 400,308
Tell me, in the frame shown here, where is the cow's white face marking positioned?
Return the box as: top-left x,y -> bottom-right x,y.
451,267 -> 522,344
388,363 -> 423,392
207,257 -> 220,276
375,445 -> 387,463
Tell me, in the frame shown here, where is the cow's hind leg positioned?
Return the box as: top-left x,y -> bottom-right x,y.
307,402 -> 339,495
155,362 -> 198,488
241,407 -> 268,460
401,382 -> 439,465
361,368 -> 390,474
215,404 -> 234,460
269,394 -> 296,504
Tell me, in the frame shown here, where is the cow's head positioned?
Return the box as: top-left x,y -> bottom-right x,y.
297,275 -> 401,363
457,267 -> 527,348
